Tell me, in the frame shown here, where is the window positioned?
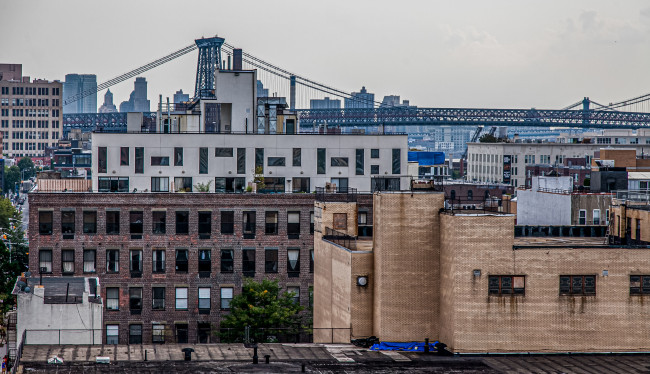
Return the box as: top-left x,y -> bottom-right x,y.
237,148 -> 246,174
61,210 -> 75,235
106,250 -> 119,273
221,249 -> 234,273
134,147 -> 144,174
488,276 -> 525,295
174,177 -> 192,192
151,177 -> 169,192
292,177 -> 310,193
198,323 -> 212,344
198,287 -> 211,311
637,219 -> 642,241
39,211 -> 53,235
221,211 -> 234,234
106,288 -> 119,310
333,213 -> 347,230
268,157 -> 285,166
606,209 -> 610,226
593,209 -> 600,225
317,148 -> 326,174
129,324 -> 142,344
199,147 -> 208,174
152,324 -> 165,344
221,287 -> 233,309
331,177 -> 348,192
630,275 -> 650,295
371,149 -> 379,158
83,250 -> 96,273
61,250 -> 74,274
287,248 -> 300,277
559,275 -> 596,295
175,249 -> 188,273
176,211 -> 189,234
310,249 -> 314,273
98,147 -> 107,173
287,286 -> 300,304
83,211 -> 97,234
242,249 -> 256,276
331,157 -> 348,167
255,148 -> 264,173
579,210 -> 586,225
288,211 -> 300,238
214,177 -> 246,193
175,288 -> 188,310
243,211 -> 256,237
392,149 -> 401,174
98,177 -> 129,192
198,211 -> 211,237
152,211 -> 166,234
310,212 -> 314,234
130,249 -> 142,275
356,149 -> 364,175
174,147 -> 183,166
152,250 -> 166,273
120,147 -> 129,166
199,249 -> 211,274
265,211 -> 278,235
130,287 -> 142,312
39,250 -> 52,272
106,325 -> 119,344
293,148 -> 301,166
215,147 -> 233,157
467,190 -> 473,201
265,248 -> 278,273
106,211 -> 120,234
177,323 -> 189,343
152,287 -> 165,310
130,211 -> 143,235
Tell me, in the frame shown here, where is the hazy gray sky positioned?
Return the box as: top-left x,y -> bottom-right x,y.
1,0 -> 649,110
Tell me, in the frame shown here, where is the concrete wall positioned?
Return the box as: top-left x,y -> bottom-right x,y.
92,132 -> 408,193
214,70 -> 256,133
570,194 -> 612,225
17,285 -> 103,346
372,192 -> 444,342
516,189 -> 571,225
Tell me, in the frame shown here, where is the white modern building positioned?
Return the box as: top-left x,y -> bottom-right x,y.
92,69 -> 409,193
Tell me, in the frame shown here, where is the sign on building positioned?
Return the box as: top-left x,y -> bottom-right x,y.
503,155 -> 511,183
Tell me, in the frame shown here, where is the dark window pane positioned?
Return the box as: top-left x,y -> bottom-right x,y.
176,211 -> 189,234
221,249 -> 234,273
120,147 -> 129,166
152,211 -> 166,234
174,147 -> 183,166
61,211 -> 75,234
317,148 -> 326,174
268,157 -> 285,167
293,148 -> 301,167
198,211 -> 211,235
39,211 -> 53,235
242,249 -> 256,275
130,211 -> 143,234
331,157 -> 348,167
198,250 -> 211,273
215,148 -> 233,157
243,211 -> 256,236
371,149 -> 379,158
151,156 -> 169,166
584,276 -> 596,294
83,211 -> 97,234
572,276 -> 583,294
630,275 -> 641,294
288,211 -> 300,236
176,250 -> 188,273
255,148 -> 264,173
356,149 -> 364,175
643,276 -> 650,294
559,276 -> 571,294
265,211 -> 278,235
237,148 -> 246,174
265,249 -> 278,273
135,147 -> 144,174
199,147 -> 208,174
106,211 -> 120,234
392,148 -> 401,174
500,277 -> 512,294
98,147 -> 107,173
221,211 -> 234,234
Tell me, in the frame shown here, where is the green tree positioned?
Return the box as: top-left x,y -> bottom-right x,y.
219,279 -> 304,343
479,133 -> 499,143
17,157 -> 35,179
0,198 -> 28,314
3,166 -> 20,194
193,180 -> 212,192
253,166 -> 265,192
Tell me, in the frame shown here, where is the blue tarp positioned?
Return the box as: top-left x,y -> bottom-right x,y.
369,341 -> 439,352
408,151 -> 445,166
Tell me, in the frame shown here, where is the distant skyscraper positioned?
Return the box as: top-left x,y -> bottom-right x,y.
98,89 -> 118,113
344,86 -> 374,109
173,89 -> 189,104
256,80 -> 269,98
119,77 -> 151,112
310,97 -> 341,109
380,95 -> 415,108
63,74 -> 97,113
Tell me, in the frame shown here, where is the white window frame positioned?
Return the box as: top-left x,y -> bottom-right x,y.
579,210 -> 587,225
175,287 -> 188,310
593,209 -> 600,225
106,325 -> 119,344
198,287 -> 211,310
221,287 -> 233,309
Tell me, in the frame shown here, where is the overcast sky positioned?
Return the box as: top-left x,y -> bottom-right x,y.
1,0 -> 649,110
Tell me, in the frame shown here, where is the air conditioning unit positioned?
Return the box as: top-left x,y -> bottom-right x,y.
96,357 -> 111,364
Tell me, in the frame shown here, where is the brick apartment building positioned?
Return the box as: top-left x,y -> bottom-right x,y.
0,63 -> 63,157
29,192 -> 373,344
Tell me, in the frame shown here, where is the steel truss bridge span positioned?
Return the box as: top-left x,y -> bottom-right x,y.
296,107 -> 650,129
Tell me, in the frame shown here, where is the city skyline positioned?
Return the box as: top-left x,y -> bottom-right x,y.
1,1 -> 649,111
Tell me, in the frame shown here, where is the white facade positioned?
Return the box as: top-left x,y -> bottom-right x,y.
466,142 -> 649,187
15,277 -> 103,346
516,177 -> 573,226
92,132 -> 408,193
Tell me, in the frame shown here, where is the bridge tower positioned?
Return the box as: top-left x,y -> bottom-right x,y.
194,36 -> 225,98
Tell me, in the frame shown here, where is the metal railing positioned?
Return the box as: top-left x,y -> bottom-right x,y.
315,187 -> 358,202
10,330 -> 26,374
616,190 -> 650,204
323,227 -> 358,249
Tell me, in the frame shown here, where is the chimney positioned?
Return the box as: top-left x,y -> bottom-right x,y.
233,49 -> 243,70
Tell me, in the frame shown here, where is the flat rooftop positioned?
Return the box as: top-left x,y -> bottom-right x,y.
515,236 -> 608,247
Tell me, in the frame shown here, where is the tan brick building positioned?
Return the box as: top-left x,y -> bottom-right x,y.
0,63 -> 63,157
315,191 -> 650,353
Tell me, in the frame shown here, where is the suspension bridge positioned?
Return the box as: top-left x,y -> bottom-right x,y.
63,35 -> 650,132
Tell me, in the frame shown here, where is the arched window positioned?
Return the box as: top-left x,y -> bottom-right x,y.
467,190 -> 473,201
